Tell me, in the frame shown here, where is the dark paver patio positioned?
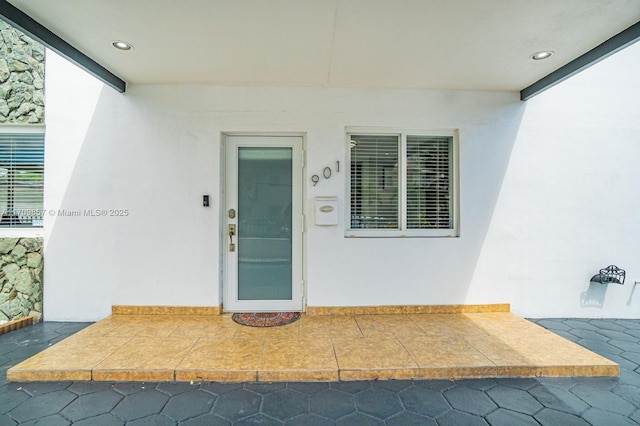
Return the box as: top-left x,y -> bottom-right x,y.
0,318 -> 638,425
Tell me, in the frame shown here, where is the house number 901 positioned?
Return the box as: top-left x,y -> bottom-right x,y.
311,161 -> 339,186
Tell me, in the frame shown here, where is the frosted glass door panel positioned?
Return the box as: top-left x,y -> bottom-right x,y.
237,147 -> 293,300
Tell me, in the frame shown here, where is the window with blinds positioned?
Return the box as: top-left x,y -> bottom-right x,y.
348,130 -> 458,237
406,136 -> 452,230
349,135 -> 399,229
0,132 -> 45,228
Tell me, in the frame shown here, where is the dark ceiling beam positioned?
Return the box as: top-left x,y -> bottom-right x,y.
0,0 -> 126,93
521,20 -> 640,101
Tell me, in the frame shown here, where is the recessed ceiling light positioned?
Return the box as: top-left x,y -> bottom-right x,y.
112,40 -> 133,51
531,51 -> 553,60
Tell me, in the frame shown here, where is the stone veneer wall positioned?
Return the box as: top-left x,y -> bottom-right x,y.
0,238 -> 42,322
0,21 -> 45,323
0,20 -> 45,124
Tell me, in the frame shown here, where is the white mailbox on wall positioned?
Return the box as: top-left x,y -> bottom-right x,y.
315,196 -> 338,226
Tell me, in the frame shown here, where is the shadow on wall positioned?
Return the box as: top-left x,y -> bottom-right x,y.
452,100 -> 527,306
580,282 -> 607,309
44,84 -> 221,321
579,281 -> 638,309
43,85 -> 126,321
628,282 -> 639,306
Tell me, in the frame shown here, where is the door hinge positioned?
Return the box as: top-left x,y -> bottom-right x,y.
301,214 -> 305,232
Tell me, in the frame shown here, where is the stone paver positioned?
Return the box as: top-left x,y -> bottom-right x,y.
486,385 -> 543,415
386,411 -> 436,426
110,390 -> 169,421
0,318 -> 638,424
354,388 -> 403,420
59,390 -> 122,422
528,383 -> 589,415
444,385 -> 497,416
213,389 -> 260,422
262,389 -> 308,421
486,408 -> 540,426
436,409 -> 489,426
310,389 -> 355,419
535,407 -> 591,426
160,389 -> 215,421
399,386 -> 450,418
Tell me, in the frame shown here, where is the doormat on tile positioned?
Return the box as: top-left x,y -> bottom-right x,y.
232,312 -> 301,327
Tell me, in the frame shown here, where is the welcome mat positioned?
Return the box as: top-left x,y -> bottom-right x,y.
232,312 -> 301,327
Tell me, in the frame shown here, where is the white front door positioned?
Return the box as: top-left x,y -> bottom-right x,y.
224,135 -> 303,312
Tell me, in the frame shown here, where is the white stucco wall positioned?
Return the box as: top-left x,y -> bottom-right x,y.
42,41 -> 640,321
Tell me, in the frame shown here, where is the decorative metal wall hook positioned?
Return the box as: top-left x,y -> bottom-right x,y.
590,265 -> 625,285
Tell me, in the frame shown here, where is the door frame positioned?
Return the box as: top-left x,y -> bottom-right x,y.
221,132 -> 305,312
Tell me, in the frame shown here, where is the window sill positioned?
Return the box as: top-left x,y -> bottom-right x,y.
0,228 -> 44,238
345,229 -> 458,238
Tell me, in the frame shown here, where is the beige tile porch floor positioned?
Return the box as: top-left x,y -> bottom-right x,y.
7,312 -> 618,382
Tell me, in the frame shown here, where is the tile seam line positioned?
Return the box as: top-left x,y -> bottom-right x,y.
172,336 -> 203,381
459,335 -> 500,373
255,338 -> 267,383
90,334 -> 137,381
330,337 -> 342,381
351,314 -> 365,337
406,313 -> 429,334
396,336 -> 421,372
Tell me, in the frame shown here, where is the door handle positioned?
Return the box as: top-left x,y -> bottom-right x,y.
228,224 -> 236,252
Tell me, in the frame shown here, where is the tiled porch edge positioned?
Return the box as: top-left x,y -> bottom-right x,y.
7,310 -> 618,383
111,303 -> 510,317
306,303 -> 511,315
112,305 -> 222,316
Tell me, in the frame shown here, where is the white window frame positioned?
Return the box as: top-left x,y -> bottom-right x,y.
345,127 -> 459,238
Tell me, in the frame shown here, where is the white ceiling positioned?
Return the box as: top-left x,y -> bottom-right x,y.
7,0 -> 640,91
